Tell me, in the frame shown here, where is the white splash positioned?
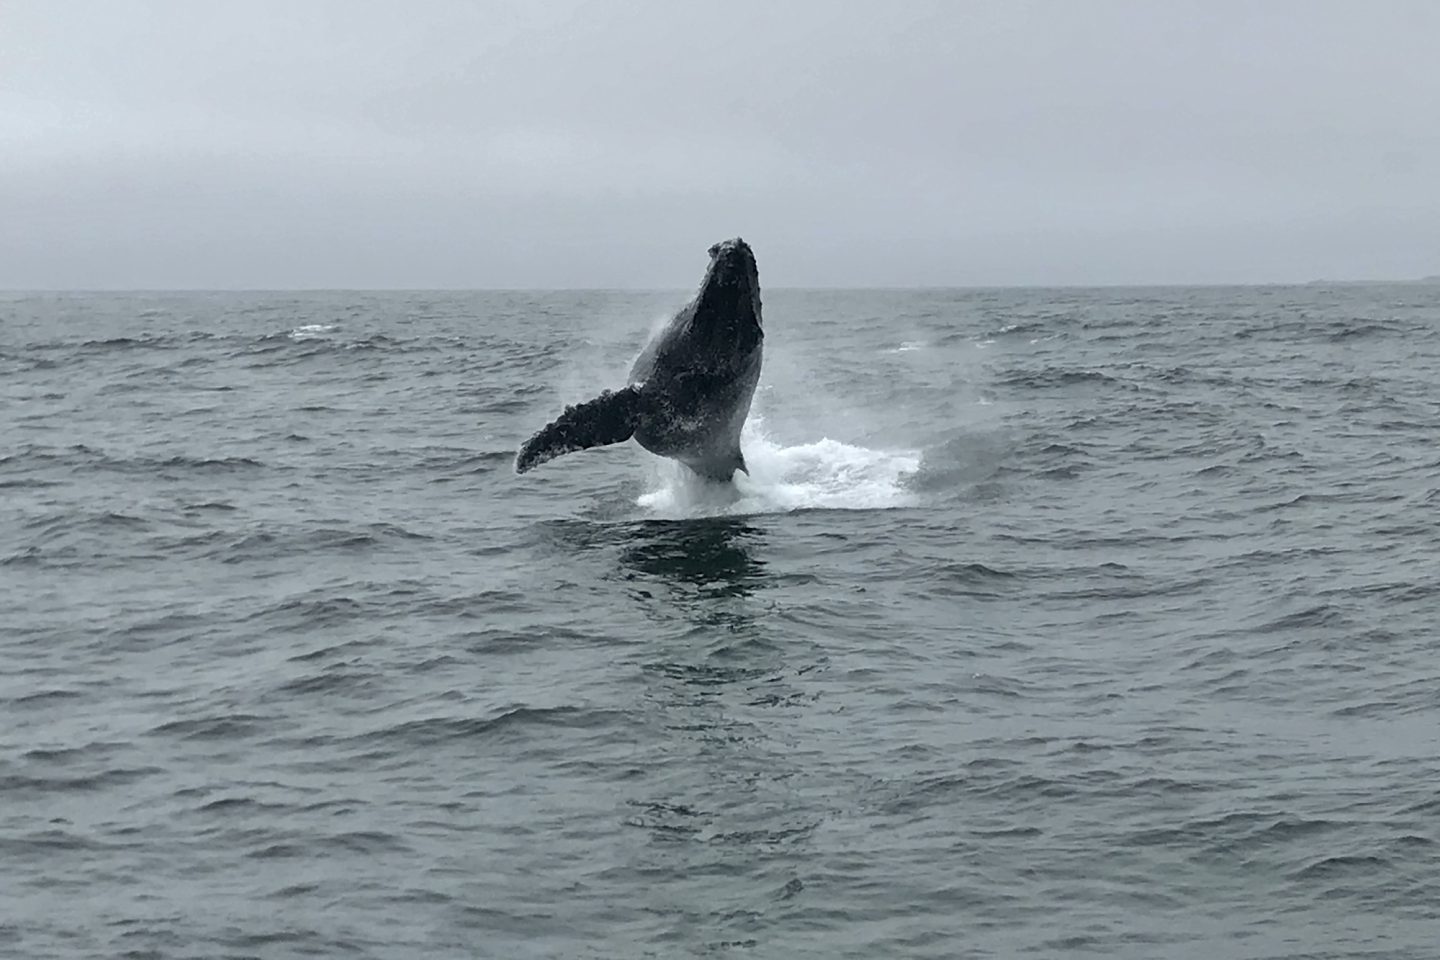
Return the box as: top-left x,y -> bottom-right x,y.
635,418 -> 921,518
288,324 -> 337,340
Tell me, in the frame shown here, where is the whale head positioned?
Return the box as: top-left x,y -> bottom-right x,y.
693,237 -> 763,355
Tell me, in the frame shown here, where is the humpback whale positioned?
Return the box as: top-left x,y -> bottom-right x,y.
515,237 -> 764,481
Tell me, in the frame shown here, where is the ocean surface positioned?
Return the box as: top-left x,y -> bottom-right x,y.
2,283 -> 1437,959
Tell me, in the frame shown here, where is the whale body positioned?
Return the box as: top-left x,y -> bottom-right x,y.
515,237 -> 763,481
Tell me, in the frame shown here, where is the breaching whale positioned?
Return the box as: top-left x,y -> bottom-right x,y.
514,237 -> 763,481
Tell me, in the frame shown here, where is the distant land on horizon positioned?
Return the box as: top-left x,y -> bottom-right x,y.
1304,274 -> 1440,286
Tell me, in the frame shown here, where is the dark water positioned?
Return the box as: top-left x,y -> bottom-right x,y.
3,284 -> 1438,958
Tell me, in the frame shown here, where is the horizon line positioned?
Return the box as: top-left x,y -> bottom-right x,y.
3,277 -> 1436,294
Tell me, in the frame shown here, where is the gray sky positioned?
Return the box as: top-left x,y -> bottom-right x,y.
4,0 -> 1438,288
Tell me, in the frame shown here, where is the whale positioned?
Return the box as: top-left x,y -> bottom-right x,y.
515,237 -> 763,481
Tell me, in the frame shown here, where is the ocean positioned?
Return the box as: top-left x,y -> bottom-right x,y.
2,284 -> 1437,958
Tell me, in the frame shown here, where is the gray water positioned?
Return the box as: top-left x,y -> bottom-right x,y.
2,284 -> 1437,958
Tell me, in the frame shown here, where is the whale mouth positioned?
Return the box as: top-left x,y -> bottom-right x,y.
697,237 -> 761,330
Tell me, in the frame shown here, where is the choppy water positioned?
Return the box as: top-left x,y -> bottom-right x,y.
3,284 -> 1438,958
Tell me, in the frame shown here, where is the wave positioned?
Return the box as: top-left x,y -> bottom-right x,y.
0,444 -> 268,476
204,522 -> 433,564
981,320 -> 1052,339
159,455 -> 265,471
356,705 -> 622,748
288,323 -> 339,340
999,368 -> 1120,389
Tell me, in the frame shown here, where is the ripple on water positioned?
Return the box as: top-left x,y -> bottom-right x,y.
3,287 -> 1438,958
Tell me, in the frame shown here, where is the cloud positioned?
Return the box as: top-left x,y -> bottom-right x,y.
3,0 -> 1438,286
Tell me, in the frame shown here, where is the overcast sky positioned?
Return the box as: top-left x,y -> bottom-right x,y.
4,0 -> 1438,288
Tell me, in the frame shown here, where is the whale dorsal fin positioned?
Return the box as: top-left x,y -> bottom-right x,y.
514,386 -> 645,474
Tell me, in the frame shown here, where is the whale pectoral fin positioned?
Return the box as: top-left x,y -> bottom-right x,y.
515,386 -> 644,474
